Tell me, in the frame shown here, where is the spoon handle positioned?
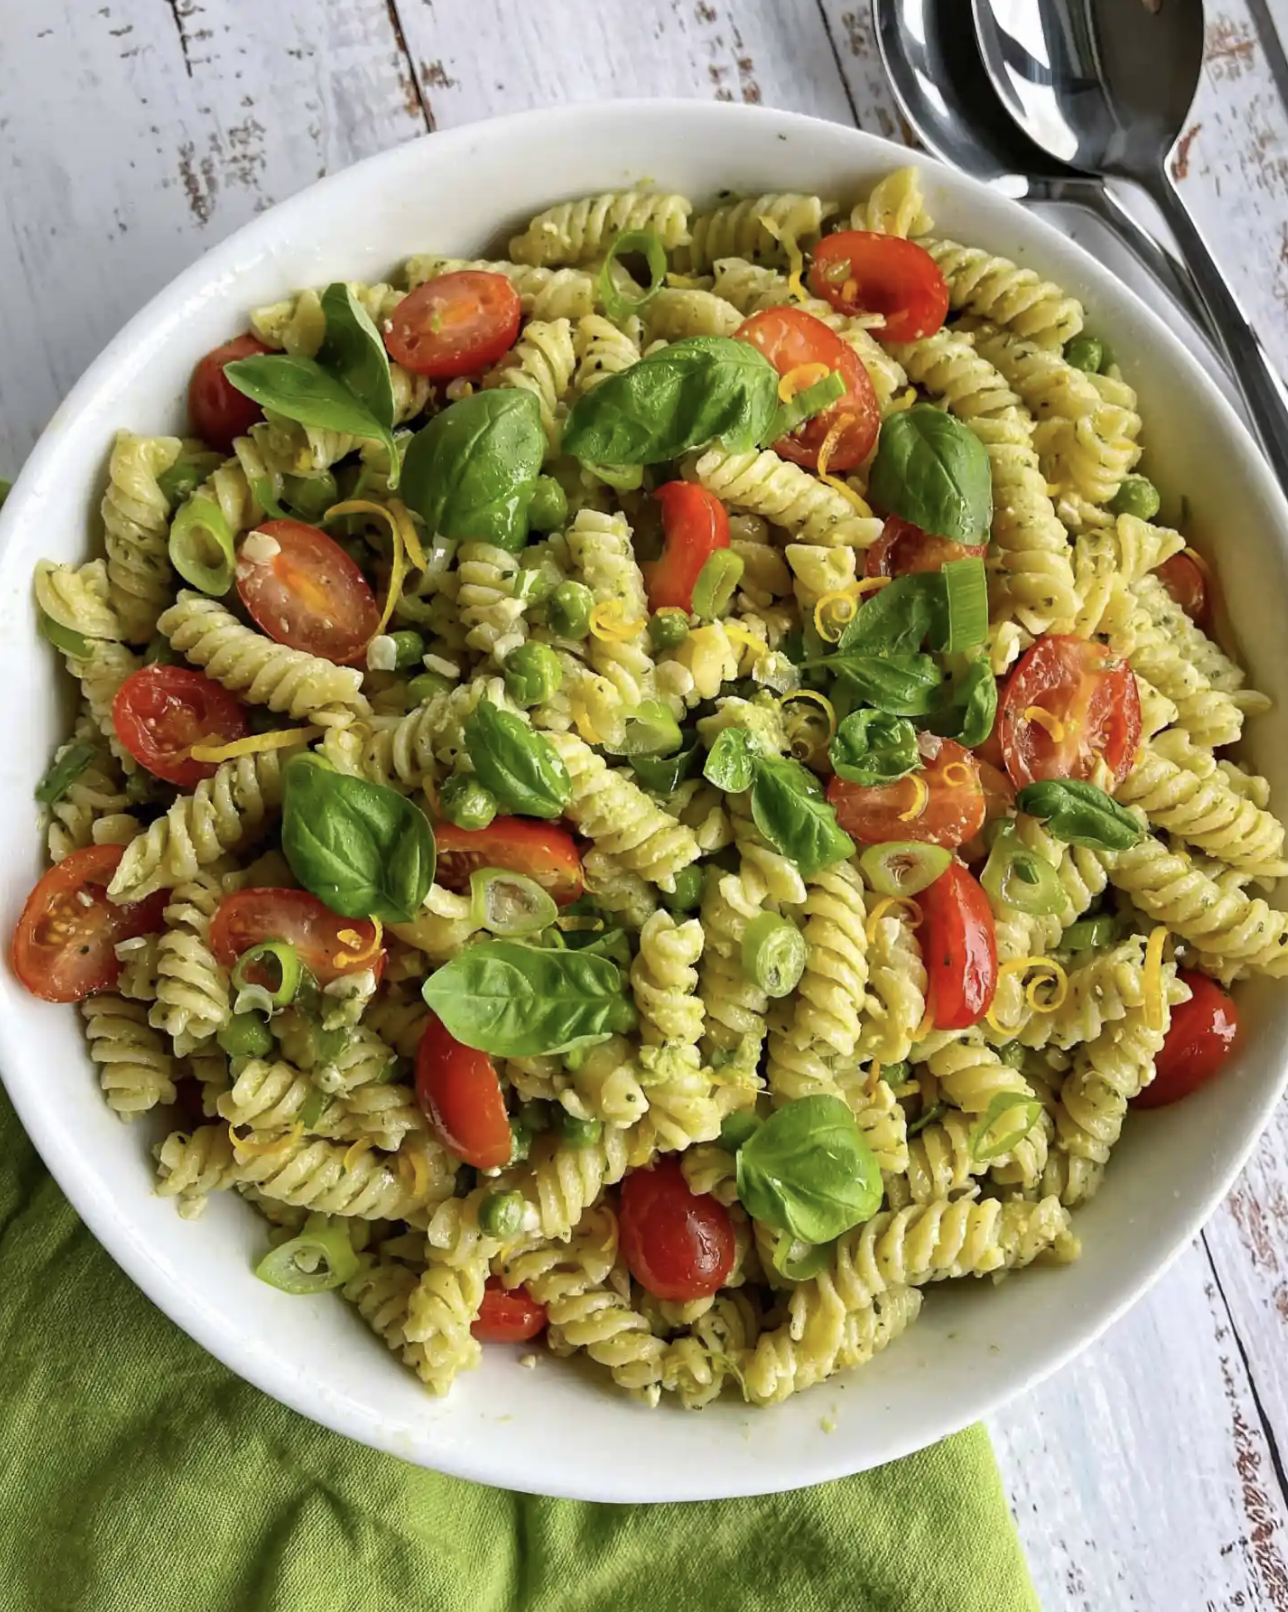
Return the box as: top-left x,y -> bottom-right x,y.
1149,174 -> 1288,490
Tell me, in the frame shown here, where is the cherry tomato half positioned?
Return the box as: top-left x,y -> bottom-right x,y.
734,307 -> 880,473
1134,971 -> 1239,1110
828,737 -> 985,849
809,232 -> 950,344
190,334 -> 271,453
384,271 -> 522,379
642,483 -> 731,614
210,889 -> 385,986
917,862 -> 997,1032
619,1158 -> 736,1302
10,845 -> 168,1004
472,1278 -> 547,1344
236,519 -> 380,665
1155,551 -> 1210,631
415,1016 -> 512,1170
865,515 -> 988,578
112,665 -> 249,788
998,634 -> 1141,791
433,819 -> 584,906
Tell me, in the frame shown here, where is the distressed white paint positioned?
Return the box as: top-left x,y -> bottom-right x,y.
1,2 -> 1288,1606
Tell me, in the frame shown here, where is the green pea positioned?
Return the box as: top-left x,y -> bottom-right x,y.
648,609 -> 690,650
879,1059 -> 911,1085
1109,475 -> 1161,522
557,1111 -> 602,1149
508,1118 -> 532,1166
407,670 -> 453,705
217,1012 -> 275,1060
527,475 -> 568,533
607,996 -> 638,1036
503,642 -> 563,708
997,1041 -> 1027,1070
389,629 -> 426,670
478,1190 -> 525,1239
1063,335 -> 1104,374
438,773 -> 498,831
662,864 -> 705,913
547,580 -> 594,641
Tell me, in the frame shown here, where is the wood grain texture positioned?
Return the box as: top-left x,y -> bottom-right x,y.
1,3 -> 1287,1607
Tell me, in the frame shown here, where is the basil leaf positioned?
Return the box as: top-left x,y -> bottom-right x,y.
771,1233 -> 836,1282
763,370 -> 847,447
703,728 -> 760,793
836,573 -> 943,657
561,337 -> 780,465
1015,779 -> 1145,851
401,390 -> 544,553
35,741 -> 97,806
281,754 -> 435,922
869,404 -> 993,544
223,352 -> 398,472
319,282 -> 396,436
735,1095 -> 882,1243
829,710 -> 920,787
833,653 -> 944,716
552,926 -> 631,966
630,739 -> 702,795
922,657 -> 998,748
750,754 -> 855,877
464,701 -> 571,819
422,941 -> 622,1057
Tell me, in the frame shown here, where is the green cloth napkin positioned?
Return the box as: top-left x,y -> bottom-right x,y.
0,1087 -> 1037,1612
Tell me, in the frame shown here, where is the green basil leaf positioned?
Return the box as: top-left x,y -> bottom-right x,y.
829,710 -> 920,787
401,390 -> 545,553
735,1094 -> 882,1243
422,941 -> 622,1057
553,926 -> 631,966
703,728 -> 760,793
630,739 -> 702,795
969,1093 -> 1043,1163
922,657 -> 998,747
281,753 -> 435,922
464,701 -> 572,819
750,754 -> 855,877
771,1233 -> 836,1282
223,352 -> 398,470
868,404 -> 993,544
835,573 -> 944,657
832,653 -> 944,716
319,282 -> 396,437
763,369 -> 847,447
35,741 -> 97,806
1014,779 -> 1145,851
561,336 -> 780,465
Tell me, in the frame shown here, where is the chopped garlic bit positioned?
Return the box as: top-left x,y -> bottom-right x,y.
241,529 -> 282,565
518,1354 -> 539,1370
366,634 -> 398,672
422,654 -> 459,680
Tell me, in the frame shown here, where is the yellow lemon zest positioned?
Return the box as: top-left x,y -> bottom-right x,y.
589,600 -> 646,643
231,1123 -> 301,1158
758,214 -> 809,301
942,761 -> 975,788
865,896 -> 924,942
853,576 -> 891,597
813,588 -> 858,643
885,387 -> 918,415
815,413 -> 874,514
897,774 -> 930,822
190,726 -> 320,764
913,1003 -> 935,1042
780,689 -> 838,740
1143,924 -> 1169,1032
841,277 -> 858,304
336,916 -> 384,968
399,1144 -> 431,1202
666,272 -> 706,289
342,1137 -> 375,1174
1023,705 -> 1067,743
778,362 -> 831,404
722,621 -> 770,662
571,697 -> 604,745
326,497 -> 422,639
985,958 -> 1067,1033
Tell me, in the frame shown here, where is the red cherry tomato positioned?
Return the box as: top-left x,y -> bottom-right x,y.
112,665 -> 249,788
10,845 -> 168,1004
1155,551 -> 1210,630
619,1158 -> 736,1302
472,1278 -> 547,1344
210,889 -> 385,986
997,634 -> 1142,790
433,819 -> 583,906
189,334 -> 271,453
917,862 -> 997,1032
734,307 -> 880,472
235,519 -> 380,665
1134,971 -> 1239,1109
828,737 -> 985,848
809,232 -> 950,343
865,515 -> 988,578
415,1016 -> 512,1170
641,483 -> 731,614
384,271 -> 522,379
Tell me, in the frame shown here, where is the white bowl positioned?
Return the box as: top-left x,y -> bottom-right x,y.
3,100 -> 1286,1503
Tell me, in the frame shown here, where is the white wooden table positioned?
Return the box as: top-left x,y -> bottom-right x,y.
3,3 -> 1288,1605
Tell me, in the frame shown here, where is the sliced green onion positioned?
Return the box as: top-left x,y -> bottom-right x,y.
741,912 -> 807,997
254,1214 -> 358,1295
39,609 -> 90,660
478,1190 -> 525,1239
231,941 -> 302,1011
720,1111 -> 762,1153
771,1231 -> 834,1282
598,227 -> 668,325
996,1041 -> 1027,1071
216,1011 -> 275,1060
557,1111 -> 602,1149
35,742 -> 96,807
407,670 -> 454,704
297,1086 -> 330,1129
281,469 -> 338,523
170,494 -> 235,596
763,369 -> 847,446
907,1101 -> 946,1138
250,474 -> 288,519
691,550 -> 745,621
582,460 -> 645,492
969,1092 -> 1043,1163
981,827 -> 1065,917
157,453 -> 222,513
630,741 -> 701,795
859,841 -> 952,899
604,698 -> 682,758
941,557 -> 989,652
469,867 -> 558,937
1063,914 -> 1121,952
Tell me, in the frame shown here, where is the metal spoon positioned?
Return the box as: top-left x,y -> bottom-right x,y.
874,0 -> 1215,340
973,0 -> 1288,485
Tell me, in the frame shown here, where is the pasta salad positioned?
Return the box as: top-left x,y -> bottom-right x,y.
10,166 -> 1279,1409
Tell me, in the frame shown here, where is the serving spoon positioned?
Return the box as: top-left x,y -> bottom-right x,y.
973,0 -> 1288,486
874,0 -> 1215,340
